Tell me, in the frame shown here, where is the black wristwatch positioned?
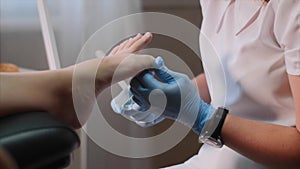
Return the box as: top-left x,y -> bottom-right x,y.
199,107 -> 228,148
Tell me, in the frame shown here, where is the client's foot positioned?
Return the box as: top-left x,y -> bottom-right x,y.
53,33 -> 154,129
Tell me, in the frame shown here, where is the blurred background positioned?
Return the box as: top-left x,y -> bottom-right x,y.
0,0 -> 203,168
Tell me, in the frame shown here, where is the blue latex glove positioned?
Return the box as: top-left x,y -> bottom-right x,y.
130,57 -> 216,135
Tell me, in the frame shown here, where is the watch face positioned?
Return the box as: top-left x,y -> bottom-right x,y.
199,136 -> 223,148
205,137 -> 223,148
199,133 -> 223,148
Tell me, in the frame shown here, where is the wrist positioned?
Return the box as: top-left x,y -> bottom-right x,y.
192,102 -> 216,135
199,107 -> 229,148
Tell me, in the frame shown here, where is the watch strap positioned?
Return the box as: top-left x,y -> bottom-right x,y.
210,107 -> 228,145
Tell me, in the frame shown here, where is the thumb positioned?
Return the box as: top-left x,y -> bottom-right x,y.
154,56 -> 179,83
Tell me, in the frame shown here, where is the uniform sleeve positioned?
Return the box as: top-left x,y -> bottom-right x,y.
273,0 -> 300,75
199,0 -> 210,16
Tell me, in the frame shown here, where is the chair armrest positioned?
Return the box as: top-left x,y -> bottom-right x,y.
0,112 -> 80,169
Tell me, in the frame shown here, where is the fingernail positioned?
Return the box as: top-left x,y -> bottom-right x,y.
145,32 -> 151,37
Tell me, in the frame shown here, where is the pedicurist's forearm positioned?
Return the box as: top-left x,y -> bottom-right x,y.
194,73 -> 211,103
222,114 -> 300,169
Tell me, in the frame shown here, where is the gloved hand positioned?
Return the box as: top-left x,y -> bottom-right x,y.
130,57 -> 216,135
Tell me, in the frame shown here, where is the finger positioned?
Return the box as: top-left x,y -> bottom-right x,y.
124,38 -> 134,49
130,77 -> 150,97
154,57 -> 179,83
130,86 -> 149,102
128,32 -> 152,53
117,39 -> 129,52
136,70 -> 168,89
132,96 -> 149,111
109,45 -> 120,56
154,69 -> 176,84
124,33 -> 142,48
109,34 -> 140,55
130,76 -> 143,88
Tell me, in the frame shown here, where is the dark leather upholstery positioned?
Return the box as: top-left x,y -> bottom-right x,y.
0,112 -> 80,169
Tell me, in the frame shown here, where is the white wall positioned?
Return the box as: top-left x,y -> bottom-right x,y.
0,0 -> 141,69
0,0 -> 48,70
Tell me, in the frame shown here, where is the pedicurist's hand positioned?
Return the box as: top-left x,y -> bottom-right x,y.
130,57 -> 216,134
